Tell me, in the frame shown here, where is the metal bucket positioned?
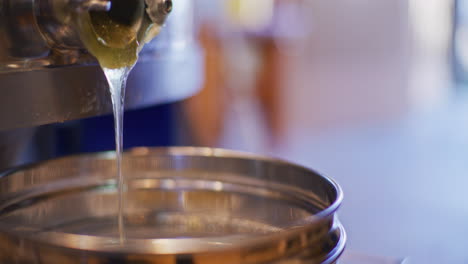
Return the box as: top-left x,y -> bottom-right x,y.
0,147 -> 345,263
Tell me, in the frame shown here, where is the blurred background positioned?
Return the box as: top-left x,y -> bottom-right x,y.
179,0 -> 467,263
47,0 -> 468,263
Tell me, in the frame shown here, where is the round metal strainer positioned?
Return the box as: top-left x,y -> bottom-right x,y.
0,147 -> 345,264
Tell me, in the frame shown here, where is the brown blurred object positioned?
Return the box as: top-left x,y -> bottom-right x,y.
183,0 -> 290,148
253,37 -> 284,145
181,24 -> 227,147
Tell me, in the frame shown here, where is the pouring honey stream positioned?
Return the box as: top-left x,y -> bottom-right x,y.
74,0 -> 172,243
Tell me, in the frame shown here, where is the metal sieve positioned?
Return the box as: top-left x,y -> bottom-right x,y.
0,147 -> 345,264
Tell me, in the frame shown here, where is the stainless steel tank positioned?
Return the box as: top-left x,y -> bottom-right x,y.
0,0 -> 202,130
0,0 -> 202,169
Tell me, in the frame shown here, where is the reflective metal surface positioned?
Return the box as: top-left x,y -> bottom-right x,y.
0,147 -> 345,263
0,47 -> 202,131
0,0 -> 202,131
